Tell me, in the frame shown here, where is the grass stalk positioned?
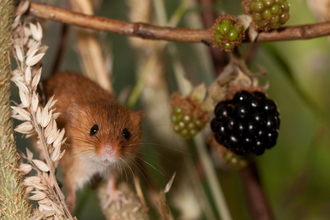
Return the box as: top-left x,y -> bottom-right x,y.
0,0 -> 33,219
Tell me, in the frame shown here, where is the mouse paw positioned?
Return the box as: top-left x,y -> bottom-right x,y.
103,188 -> 129,210
103,178 -> 130,210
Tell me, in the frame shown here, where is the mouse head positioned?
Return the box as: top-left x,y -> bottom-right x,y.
67,100 -> 144,166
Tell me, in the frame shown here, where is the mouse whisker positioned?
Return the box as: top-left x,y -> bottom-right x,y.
126,159 -> 154,189
123,141 -> 191,156
133,155 -> 165,176
118,157 -> 133,183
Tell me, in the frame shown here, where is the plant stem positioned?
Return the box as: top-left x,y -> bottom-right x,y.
240,161 -> 274,220
194,134 -> 232,220
0,0 -> 33,219
29,2 -> 330,44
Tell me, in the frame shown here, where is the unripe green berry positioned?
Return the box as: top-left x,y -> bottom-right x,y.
270,15 -> 280,24
270,22 -> 281,29
281,1 -> 289,11
228,28 -> 239,41
262,0 -> 275,8
173,125 -> 181,132
221,18 -> 232,24
250,2 -> 256,11
187,122 -> 196,130
195,120 -> 205,129
214,23 -> 222,32
171,114 -> 178,123
183,115 -> 192,123
223,43 -> 233,50
280,11 -> 290,23
239,160 -> 248,168
270,5 -> 279,14
214,33 -> 223,43
252,12 -> 263,22
174,106 -> 182,115
178,121 -> 185,130
219,23 -> 231,35
190,129 -> 197,136
275,0 -> 283,3
254,1 -> 265,13
181,129 -> 188,137
262,8 -> 271,19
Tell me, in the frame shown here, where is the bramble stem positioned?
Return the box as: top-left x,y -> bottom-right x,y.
29,2 -> 330,44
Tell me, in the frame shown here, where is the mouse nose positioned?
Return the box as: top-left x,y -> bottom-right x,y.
102,144 -> 114,155
99,144 -> 119,163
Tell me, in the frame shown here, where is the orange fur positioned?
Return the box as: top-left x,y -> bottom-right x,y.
42,72 -> 143,212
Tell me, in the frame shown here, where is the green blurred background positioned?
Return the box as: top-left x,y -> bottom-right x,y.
12,0 -> 330,219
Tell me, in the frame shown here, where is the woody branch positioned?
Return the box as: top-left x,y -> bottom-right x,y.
29,2 -> 330,44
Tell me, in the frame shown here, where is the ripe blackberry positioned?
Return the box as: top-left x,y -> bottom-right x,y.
211,90 -> 280,156
242,0 -> 290,31
212,15 -> 245,52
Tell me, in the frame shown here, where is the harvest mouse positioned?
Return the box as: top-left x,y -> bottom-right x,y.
41,72 -> 143,212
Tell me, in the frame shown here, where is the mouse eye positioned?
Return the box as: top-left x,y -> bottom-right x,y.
90,124 -> 99,136
122,128 -> 130,140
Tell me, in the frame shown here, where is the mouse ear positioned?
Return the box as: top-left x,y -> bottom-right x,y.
67,103 -> 82,120
132,110 -> 144,123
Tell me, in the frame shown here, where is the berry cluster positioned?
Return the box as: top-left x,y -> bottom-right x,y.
248,0 -> 290,30
223,151 -> 248,169
171,106 -> 205,139
212,17 -> 244,51
211,90 -> 280,156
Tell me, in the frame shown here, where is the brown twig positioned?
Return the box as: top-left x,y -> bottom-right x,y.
29,2 -> 210,43
240,162 -> 274,220
29,2 -> 330,44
